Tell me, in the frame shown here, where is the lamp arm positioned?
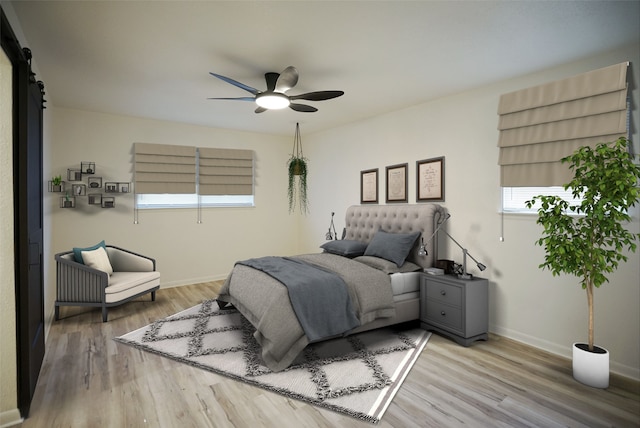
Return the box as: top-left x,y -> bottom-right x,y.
442,230 -> 480,262
442,230 -> 486,276
422,213 -> 451,247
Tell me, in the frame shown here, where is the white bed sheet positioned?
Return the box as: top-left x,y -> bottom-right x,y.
389,271 -> 421,302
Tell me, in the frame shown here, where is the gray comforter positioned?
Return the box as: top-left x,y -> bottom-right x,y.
235,256 -> 360,341
217,253 -> 395,372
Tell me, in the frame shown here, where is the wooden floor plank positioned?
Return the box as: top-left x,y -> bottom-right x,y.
17,282 -> 640,428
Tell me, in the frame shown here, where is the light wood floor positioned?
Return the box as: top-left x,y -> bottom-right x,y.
19,282 -> 639,428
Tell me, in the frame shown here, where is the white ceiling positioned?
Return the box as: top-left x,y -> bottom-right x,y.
8,1 -> 640,136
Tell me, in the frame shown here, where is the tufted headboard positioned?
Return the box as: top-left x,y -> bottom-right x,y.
344,204 -> 446,270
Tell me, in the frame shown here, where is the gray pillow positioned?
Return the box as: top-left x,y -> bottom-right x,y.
363,230 -> 421,267
354,256 -> 422,274
320,240 -> 368,258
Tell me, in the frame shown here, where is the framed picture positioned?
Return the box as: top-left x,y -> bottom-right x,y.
385,163 -> 408,203
360,168 -> 379,204
416,156 -> 445,202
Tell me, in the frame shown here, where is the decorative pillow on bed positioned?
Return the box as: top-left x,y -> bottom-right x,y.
73,240 -> 106,264
320,240 -> 368,258
81,246 -> 113,276
354,255 -> 422,274
363,230 -> 421,267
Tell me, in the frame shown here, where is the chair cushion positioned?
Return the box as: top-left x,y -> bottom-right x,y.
105,271 -> 160,304
82,247 -> 113,276
73,240 -> 106,264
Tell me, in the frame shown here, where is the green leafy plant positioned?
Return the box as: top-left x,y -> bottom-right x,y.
525,137 -> 640,352
287,156 -> 308,214
52,175 -> 62,186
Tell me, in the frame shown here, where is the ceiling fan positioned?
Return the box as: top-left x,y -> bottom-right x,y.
208,66 -> 344,113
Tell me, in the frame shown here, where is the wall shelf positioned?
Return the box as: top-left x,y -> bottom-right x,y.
104,182 -> 130,193
71,184 -> 86,196
51,163 -> 129,209
101,196 -> 115,208
81,161 -> 95,174
88,177 -> 102,189
59,196 -> 76,208
88,194 -> 102,205
67,168 -> 82,182
48,180 -> 65,193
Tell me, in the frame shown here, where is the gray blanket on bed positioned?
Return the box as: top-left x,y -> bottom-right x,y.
236,256 -> 360,341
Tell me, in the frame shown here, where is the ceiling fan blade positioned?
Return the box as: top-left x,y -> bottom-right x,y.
209,72 -> 259,95
289,103 -> 318,113
274,66 -> 298,93
254,106 -> 268,113
207,97 -> 256,101
289,90 -> 344,101
264,72 -> 279,92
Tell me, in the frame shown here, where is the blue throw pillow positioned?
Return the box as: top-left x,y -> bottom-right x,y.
73,240 -> 106,264
364,230 -> 421,267
320,240 -> 368,258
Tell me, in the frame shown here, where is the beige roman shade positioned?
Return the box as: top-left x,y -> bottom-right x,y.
498,62 -> 629,186
134,143 -> 196,194
198,147 -> 254,195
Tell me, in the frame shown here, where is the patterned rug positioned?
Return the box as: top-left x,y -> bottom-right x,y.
115,299 -> 430,424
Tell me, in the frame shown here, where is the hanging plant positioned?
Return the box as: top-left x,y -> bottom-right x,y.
287,123 -> 309,214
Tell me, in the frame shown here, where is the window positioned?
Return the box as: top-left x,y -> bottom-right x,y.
136,193 -> 254,209
134,143 -> 254,209
502,187 -> 584,214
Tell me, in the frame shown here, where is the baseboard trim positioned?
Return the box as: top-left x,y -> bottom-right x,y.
159,274 -> 228,289
490,324 -> 640,381
0,409 -> 23,428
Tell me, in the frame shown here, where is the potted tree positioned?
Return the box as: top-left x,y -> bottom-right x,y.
526,136 -> 640,388
287,122 -> 309,214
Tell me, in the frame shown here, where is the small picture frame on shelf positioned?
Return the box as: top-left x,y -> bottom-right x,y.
88,177 -> 102,189
88,194 -> 102,205
67,168 -> 82,182
101,197 -> 115,208
81,161 -> 95,174
71,184 -> 86,196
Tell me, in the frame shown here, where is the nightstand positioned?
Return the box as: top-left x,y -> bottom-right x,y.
419,273 -> 488,346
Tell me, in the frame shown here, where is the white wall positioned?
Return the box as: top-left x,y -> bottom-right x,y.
44,108 -> 299,325
300,43 -> 640,379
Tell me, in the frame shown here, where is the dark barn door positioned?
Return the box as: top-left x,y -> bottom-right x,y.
17,58 -> 45,417
2,7 -> 46,417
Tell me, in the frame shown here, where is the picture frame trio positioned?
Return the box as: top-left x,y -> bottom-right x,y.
360,156 -> 444,204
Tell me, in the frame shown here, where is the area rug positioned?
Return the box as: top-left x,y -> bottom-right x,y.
115,299 -> 430,424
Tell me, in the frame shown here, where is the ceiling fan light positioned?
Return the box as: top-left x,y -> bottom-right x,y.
256,93 -> 290,109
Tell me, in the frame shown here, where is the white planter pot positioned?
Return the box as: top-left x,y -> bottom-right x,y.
572,343 -> 609,388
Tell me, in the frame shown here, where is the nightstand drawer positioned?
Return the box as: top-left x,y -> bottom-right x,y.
424,300 -> 462,332
425,281 -> 462,307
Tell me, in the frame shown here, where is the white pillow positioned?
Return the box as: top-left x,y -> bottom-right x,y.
82,247 -> 113,276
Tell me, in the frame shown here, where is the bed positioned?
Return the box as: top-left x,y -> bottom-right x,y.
217,203 -> 446,371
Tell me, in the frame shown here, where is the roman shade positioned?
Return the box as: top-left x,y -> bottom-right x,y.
498,62 -> 629,187
198,147 -> 254,195
134,143 -> 196,194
